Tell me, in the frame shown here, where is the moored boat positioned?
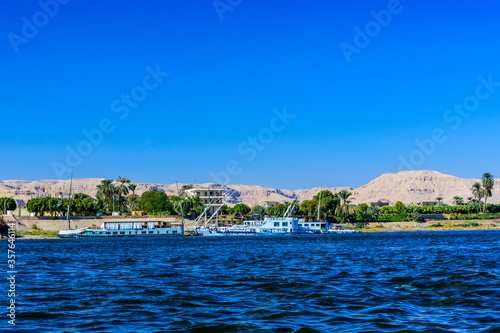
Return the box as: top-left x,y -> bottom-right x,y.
194,217 -> 299,236
75,220 -> 183,238
58,220 -> 183,238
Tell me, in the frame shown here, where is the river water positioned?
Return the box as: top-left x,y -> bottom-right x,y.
7,231 -> 500,332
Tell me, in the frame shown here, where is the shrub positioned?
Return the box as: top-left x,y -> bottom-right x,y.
355,222 -> 364,229
412,212 -> 426,223
394,201 -> 406,214
0,217 -> 9,235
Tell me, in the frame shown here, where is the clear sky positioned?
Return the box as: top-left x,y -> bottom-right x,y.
1,0 -> 499,189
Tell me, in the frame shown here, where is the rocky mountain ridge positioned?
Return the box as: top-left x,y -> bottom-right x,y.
1,170 -> 498,207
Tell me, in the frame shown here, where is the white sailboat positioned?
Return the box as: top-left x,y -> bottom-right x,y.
57,169 -> 86,238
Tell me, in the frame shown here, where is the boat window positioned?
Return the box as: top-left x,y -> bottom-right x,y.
282,222 -> 288,226
113,232 -> 118,235
149,231 -> 153,234
142,231 -> 146,234
120,232 -> 125,235
274,222 -> 280,227
173,230 -> 177,234
106,232 -> 110,235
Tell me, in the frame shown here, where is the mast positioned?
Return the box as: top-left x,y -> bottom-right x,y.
317,189 -> 322,221
65,168 -> 74,230
175,181 -> 185,229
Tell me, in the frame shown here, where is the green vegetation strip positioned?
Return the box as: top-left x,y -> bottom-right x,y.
16,230 -> 59,236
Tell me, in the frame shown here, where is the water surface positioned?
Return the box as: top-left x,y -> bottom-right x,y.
8,231 -> 500,332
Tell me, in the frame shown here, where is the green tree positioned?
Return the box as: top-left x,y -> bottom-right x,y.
251,205 -> 266,218
481,172 -> 495,213
233,203 -> 251,216
127,194 -> 140,212
300,200 -> 318,216
26,198 -> 43,216
96,179 -> 116,209
412,212 -> 426,223
186,195 -> 204,215
43,197 -> 55,217
1,197 -> 17,212
129,184 -> 137,195
313,190 -> 340,217
220,204 -> 233,215
335,190 -> 356,222
452,196 -> 463,206
356,203 -> 369,215
436,197 -> 443,206
138,188 -> 173,214
74,193 -> 90,200
393,201 -> 406,214
116,177 -> 131,197
472,182 -> 483,213
367,206 -> 382,221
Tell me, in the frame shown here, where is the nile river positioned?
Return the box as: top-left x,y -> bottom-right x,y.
8,231 -> 500,332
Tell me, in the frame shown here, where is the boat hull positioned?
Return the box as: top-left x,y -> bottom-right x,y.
58,227 -> 184,238
78,226 -> 184,238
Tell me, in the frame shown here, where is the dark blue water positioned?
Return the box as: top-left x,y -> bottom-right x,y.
6,231 -> 500,332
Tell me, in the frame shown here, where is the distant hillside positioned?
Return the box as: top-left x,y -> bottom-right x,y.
1,170 -> 498,207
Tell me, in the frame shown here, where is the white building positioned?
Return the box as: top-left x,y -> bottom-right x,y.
185,188 -> 224,215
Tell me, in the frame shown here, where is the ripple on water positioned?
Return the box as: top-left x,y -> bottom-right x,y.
10,231 -> 500,332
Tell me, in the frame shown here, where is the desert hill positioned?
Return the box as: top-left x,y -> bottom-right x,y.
1,170 -> 498,207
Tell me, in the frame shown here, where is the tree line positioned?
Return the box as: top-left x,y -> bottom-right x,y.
26,178 -> 206,217
24,172 -> 497,222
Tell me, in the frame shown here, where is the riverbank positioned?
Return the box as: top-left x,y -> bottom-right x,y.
359,226 -> 500,232
2,226 -> 500,240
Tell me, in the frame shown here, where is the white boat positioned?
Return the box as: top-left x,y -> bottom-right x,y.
326,224 -> 360,234
75,220 -> 183,238
57,168 -> 80,238
298,219 -> 329,233
58,228 -> 86,238
194,217 -> 299,236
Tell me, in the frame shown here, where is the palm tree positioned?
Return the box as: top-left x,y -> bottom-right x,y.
116,177 -> 131,197
96,179 -> 115,210
129,184 -> 137,195
472,182 -> 483,213
436,197 -> 443,206
481,172 -> 495,213
335,190 -> 356,222
452,196 -> 463,206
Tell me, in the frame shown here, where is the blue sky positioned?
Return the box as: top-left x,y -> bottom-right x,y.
1,0 -> 499,189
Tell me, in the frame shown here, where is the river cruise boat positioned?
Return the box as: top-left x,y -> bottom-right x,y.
297,219 -> 360,234
194,217 -> 299,236
298,218 -> 328,233
58,220 -> 184,238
